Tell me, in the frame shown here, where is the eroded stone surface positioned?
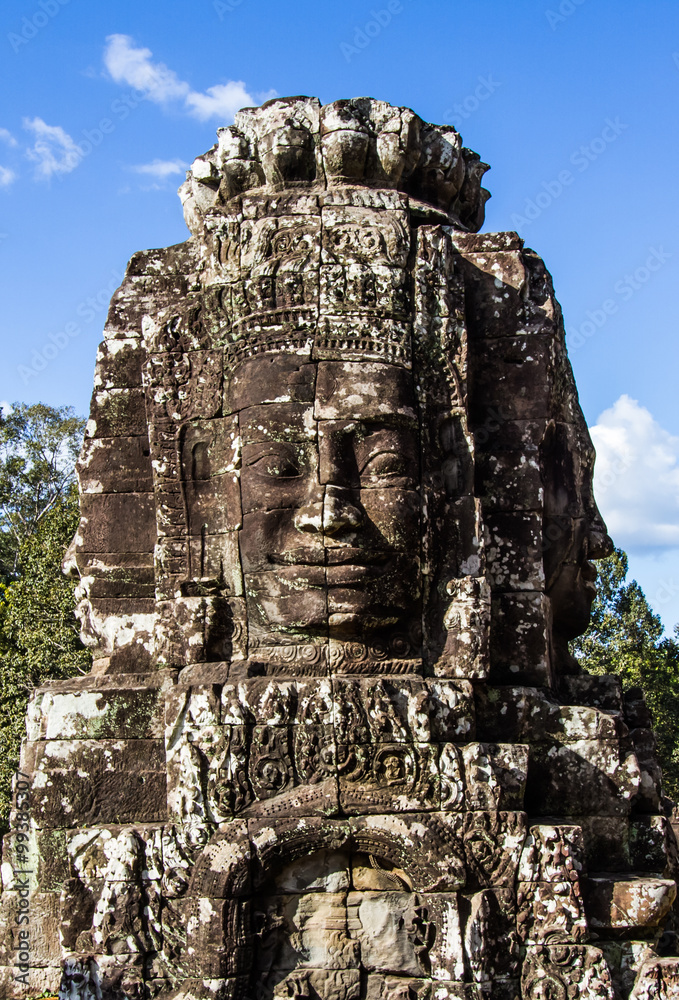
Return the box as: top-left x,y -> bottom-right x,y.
1,97 -> 677,999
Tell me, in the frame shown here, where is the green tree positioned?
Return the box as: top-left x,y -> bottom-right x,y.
0,402 -> 84,581
572,548 -> 679,800
0,404 -> 91,832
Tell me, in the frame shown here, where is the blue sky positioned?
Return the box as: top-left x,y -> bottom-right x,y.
1,0 -> 678,631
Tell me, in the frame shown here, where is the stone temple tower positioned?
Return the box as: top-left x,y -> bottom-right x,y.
0,97 -> 677,1000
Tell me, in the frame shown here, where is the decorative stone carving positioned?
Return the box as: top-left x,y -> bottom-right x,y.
1,96 -> 677,999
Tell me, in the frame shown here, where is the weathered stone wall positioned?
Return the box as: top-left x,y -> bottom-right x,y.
0,98 -> 676,1000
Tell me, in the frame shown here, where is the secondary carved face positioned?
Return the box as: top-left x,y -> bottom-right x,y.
542,421 -> 612,639
234,355 -> 422,642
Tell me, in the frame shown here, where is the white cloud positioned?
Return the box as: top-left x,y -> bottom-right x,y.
0,128 -> 17,148
23,117 -> 82,179
0,166 -> 16,188
590,395 -> 679,548
102,34 -> 275,122
103,34 -> 189,104
131,158 -> 188,180
185,81 -> 259,122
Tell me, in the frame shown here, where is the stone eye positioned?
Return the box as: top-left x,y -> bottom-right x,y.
249,451 -> 302,479
360,451 -> 407,479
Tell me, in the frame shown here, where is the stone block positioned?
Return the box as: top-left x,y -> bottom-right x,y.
78,550 -> 156,600
525,739 -> 641,816
451,231 -> 524,254
87,386 -> 148,438
65,825 -> 162,883
364,975 -> 431,1000
489,593 -> 551,686
257,892 -> 359,973
314,362 -> 415,421
79,492 -> 156,553
470,335 -> 554,421
33,684 -> 166,740
463,888 -> 519,984
36,828 -> 69,891
630,727 -> 663,812
627,956 -> 679,999
155,595 -> 242,664
457,251 -> 528,343
184,474 -> 242,532
484,511 -> 544,591
584,875 -> 676,930
92,953 -> 147,999
166,685 -> 224,735
426,681 -> 476,742
94,338 -> 145,389
339,742 -> 440,814
477,448 -> 543,512
475,685 -> 623,746
225,354 -> 316,411
78,434 -> 153,493
90,879 -> 151,953
518,825 -> 586,882
560,674 -> 624,713
25,738 -> 166,828
230,678 -> 323,726
475,685 -> 552,742
248,817 -> 351,890
521,944 -> 615,998
166,978 -> 253,1000
0,890 -> 60,967
599,941 -> 658,1000
630,815 -> 677,875
0,964 -> 61,998
560,815 -> 631,872
433,811 -> 527,891
59,876 -> 98,951
516,880 -> 587,943
187,822 -> 252,898
145,349 -> 223,423
472,416 -> 546,459
458,743 -> 528,811
183,897 -> 253,978
433,576 -> 491,681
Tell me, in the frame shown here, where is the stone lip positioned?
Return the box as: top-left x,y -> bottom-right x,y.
179,96 -> 490,234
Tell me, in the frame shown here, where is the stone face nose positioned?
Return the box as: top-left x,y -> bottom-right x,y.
322,489 -> 364,536
294,502 -> 324,534
587,519 -> 614,560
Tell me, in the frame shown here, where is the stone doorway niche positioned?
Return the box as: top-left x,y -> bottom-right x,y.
251,848 -> 461,1000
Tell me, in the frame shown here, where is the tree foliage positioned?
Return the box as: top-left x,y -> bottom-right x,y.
0,402 -> 84,581
572,548 -> 679,800
0,404 -> 91,832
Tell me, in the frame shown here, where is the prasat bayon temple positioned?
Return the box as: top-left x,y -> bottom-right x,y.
2,97 -> 678,999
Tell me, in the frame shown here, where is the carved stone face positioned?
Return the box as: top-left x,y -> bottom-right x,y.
542,421 -> 612,639
235,355 -> 422,643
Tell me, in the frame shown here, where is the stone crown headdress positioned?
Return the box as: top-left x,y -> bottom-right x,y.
179,96 -> 491,234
